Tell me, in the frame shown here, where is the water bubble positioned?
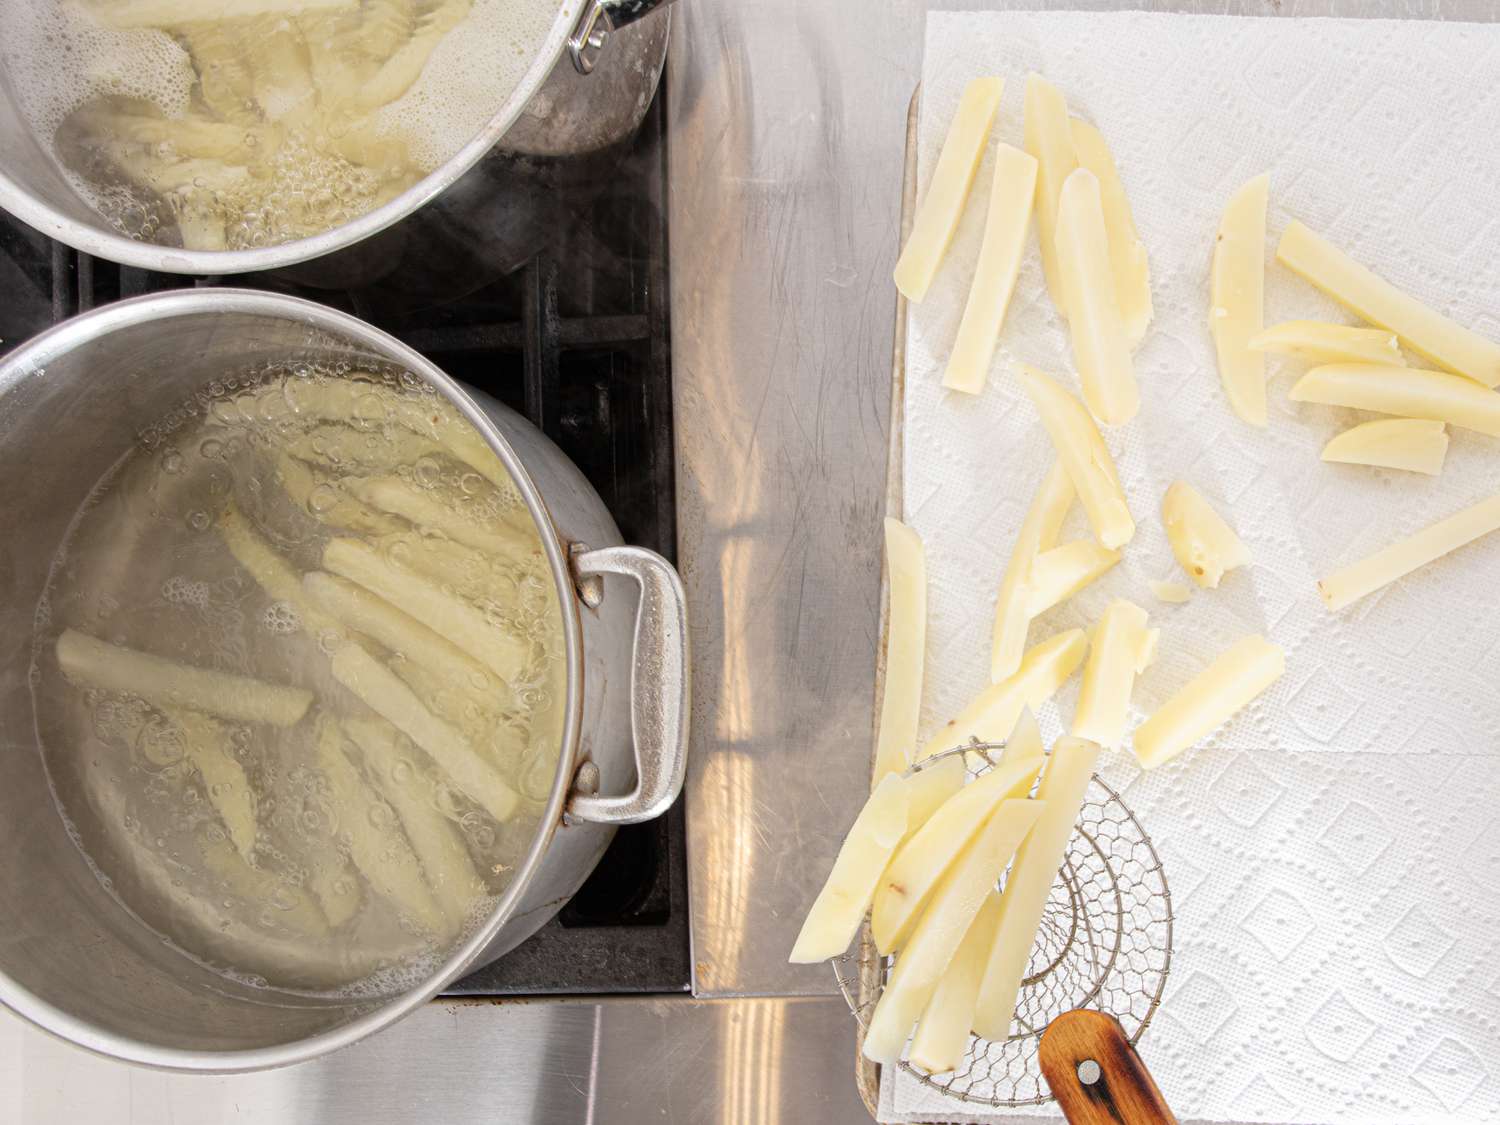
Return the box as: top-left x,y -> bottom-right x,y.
308,484 -> 341,514
161,449 -> 184,474
186,510 -> 211,532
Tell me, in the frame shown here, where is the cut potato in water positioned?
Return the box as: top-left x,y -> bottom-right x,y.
1162,481 -> 1251,589
1069,117 -> 1151,347
1318,491 -> 1500,612
1019,366 -> 1134,549
1072,600 -> 1155,750
55,628 -> 313,728
922,628 -> 1088,761
788,774 -> 909,963
159,707 -> 259,863
1055,167 -> 1139,426
1321,418 -> 1448,475
1023,74 -> 1079,318
871,754 -> 1044,954
943,144 -> 1038,395
991,462 -> 1075,684
875,518 -> 928,783
909,892 -> 1004,1074
893,78 -> 1005,303
1290,364 -> 1500,437
1132,635 -> 1285,769
973,737 -> 1101,1042
1026,539 -> 1121,616
1277,220 -> 1500,387
863,799 -> 1045,1065
1211,173 -> 1270,426
1250,320 -> 1404,367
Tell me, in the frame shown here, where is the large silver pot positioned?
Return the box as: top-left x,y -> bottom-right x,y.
0,0 -> 672,280
0,289 -> 689,1070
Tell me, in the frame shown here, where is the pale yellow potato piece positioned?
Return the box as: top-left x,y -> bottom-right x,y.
1149,580 -> 1192,605
893,78 -> 1005,303
991,462 -> 1074,684
788,773 -> 909,963
160,707 -> 258,862
329,643 -> 519,823
324,538 -> 530,683
1132,635 -> 1285,769
1000,707 -> 1043,765
943,144 -> 1038,395
217,501 -> 342,640
863,799 -> 1046,1065
1056,168 -> 1139,426
1318,490 -> 1500,612
900,755 -> 967,841
1290,364 -> 1500,437
1019,366 -> 1134,549
352,476 -> 539,566
312,716 -> 447,936
1026,540 -> 1121,616
1069,117 -> 1151,347
56,629 -> 312,727
274,453 -> 406,538
1211,173 -> 1270,426
920,629 -> 1088,762
1022,74 -> 1079,317
1162,481 -> 1251,589
1321,418 -> 1448,475
871,754 -> 1044,954
909,892 -> 1003,1074
304,571 -> 503,705
875,519 -> 928,783
1277,220 -> 1500,387
1072,601 -> 1155,750
1250,320 -> 1405,367
973,737 -> 1101,1041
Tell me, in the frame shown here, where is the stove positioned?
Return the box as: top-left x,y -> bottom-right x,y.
0,91 -> 690,999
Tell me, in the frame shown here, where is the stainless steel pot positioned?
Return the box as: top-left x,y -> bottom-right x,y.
0,0 -> 672,278
0,289 -> 689,1070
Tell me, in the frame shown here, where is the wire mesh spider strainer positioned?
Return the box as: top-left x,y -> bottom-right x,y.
835,738 -> 1173,1108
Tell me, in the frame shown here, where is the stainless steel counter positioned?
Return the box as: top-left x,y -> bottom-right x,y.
7,2 -> 1497,1123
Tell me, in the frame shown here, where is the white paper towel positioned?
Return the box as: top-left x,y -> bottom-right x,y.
891,10 -> 1500,1124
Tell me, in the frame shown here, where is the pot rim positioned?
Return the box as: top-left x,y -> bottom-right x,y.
0,289 -> 588,1071
0,2 -> 581,276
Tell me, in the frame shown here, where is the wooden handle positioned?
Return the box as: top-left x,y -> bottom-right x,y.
1039,1010 -> 1177,1125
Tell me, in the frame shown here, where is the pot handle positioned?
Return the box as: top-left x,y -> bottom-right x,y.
569,0 -> 677,74
567,545 -> 690,825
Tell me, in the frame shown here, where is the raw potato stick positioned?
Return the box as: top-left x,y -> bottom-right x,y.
788,774 -> 909,963
1001,707 -> 1044,765
909,893 -> 1004,1075
1277,220 -> 1500,387
1321,418 -> 1448,475
921,629 -> 1088,761
218,501 -> 343,640
312,716 -> 448,936
1289,364 -> 1500,437
1162,481 -> 1251,589
1132,636 -> 1285,769
1022,74 -> 1079,318
56,629 -> 313,727
1071,601 -> 1156,750
1318,491 -> 1500,612
329,642 -> 520,823
863,799 -> 1046,1065
991,462 -> 1075,684
1026,540 -> 1121,617
324,537 -> 530,683
160,707 -> 258,862
1019,366 -> 1135,549
352,475 -> 539,565
973,737 -> 1101,1041
1211,173 -> 1270,426
1055,168 -> 1139,426
1250,320 -> 1405,367
893,78 -> 1005,303
900,756 -> 967,837
1069,117 -> 1151,346
274,452 -> 405,538
871,754 -> 1044,954
874,519 -> 928,783
943,144 -> 1038,394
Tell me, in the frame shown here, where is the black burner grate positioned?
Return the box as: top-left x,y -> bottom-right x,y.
0,90 -> 688,998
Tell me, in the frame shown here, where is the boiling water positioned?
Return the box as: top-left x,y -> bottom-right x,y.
32,367 -> 567,997
0,0 -> 566,250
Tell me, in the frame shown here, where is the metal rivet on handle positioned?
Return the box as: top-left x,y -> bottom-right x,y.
1077,1059 -> 1101,1086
